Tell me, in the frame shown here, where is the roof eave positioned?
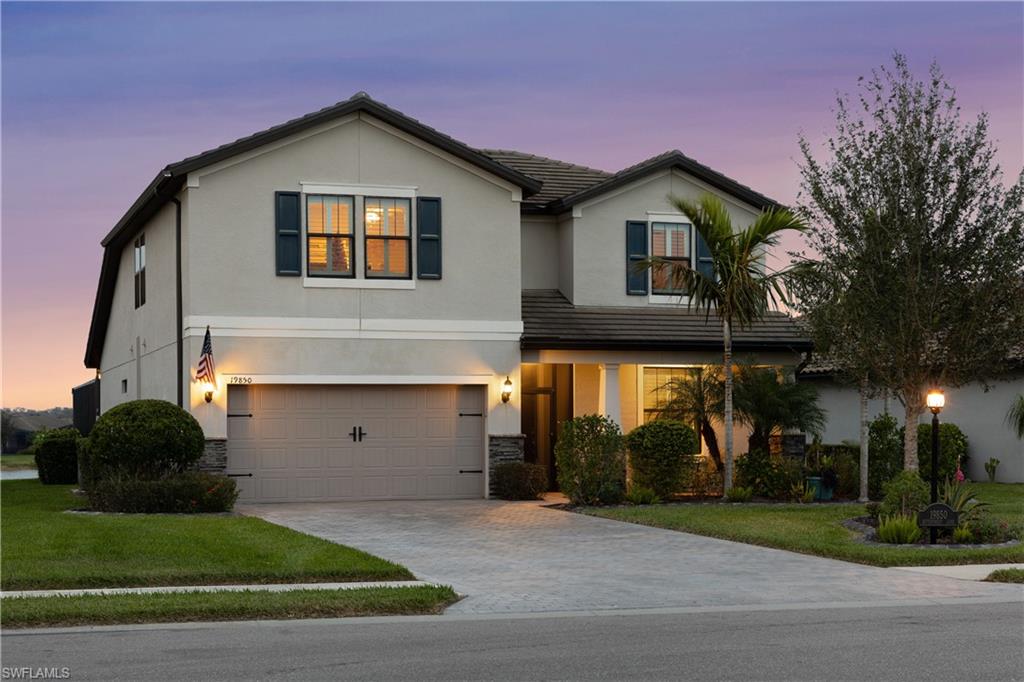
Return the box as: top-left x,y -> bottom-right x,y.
520,336 -> 813,353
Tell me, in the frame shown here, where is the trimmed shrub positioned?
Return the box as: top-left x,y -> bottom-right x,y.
952,524 -> 973,544
690,460 -> 724,498
89,400 -> 204,479
554,415 -> 626,506
916,422 -> 968,482
625,420 -> 699,498
34,427 -> 80,484
76,437 -> 97,491
88,472 -> 238,513
492,462 -> 548,500
625,485 -> 661,505
831,451 -> 860,499
736,449 -> 801,500
868,414 -> 903,499
724,485 -> 753,503
969,511 -> 1014,544
864,501 -> 882,521
877,514 -> 922,544
879,470 -> 929,517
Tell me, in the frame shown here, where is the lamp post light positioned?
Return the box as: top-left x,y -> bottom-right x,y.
926,389 -> 945,545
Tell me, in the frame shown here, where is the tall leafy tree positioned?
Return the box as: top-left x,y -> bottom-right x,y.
796,54 -> 1024,470
1008,395 -> 1024,440
644,194 -> 808,492
657,366 -> 725,472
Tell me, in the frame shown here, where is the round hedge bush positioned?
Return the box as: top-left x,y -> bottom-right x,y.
554,414 -> 626,506
625,420 -> 699,499
34,427 -> 80,485
89,400 -> 205,479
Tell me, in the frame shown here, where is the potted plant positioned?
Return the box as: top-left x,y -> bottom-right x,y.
817,455 -> 837,501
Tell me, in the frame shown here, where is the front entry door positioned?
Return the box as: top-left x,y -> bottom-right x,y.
522,364 -> 573,490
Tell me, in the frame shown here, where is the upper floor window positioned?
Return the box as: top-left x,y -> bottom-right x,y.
133,235 -> 146,308
306,195 -> 354,277
651,222 -> 691,295
364,197 -> 411,279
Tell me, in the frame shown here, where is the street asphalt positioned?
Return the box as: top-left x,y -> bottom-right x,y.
3,598 -> 1022,681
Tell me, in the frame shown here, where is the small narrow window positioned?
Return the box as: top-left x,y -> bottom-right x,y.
306,195 -> 354,277
121,379 -> 128,394
651,222 -> 691,295
364,197 -> 411,279
133,235 -> 146,308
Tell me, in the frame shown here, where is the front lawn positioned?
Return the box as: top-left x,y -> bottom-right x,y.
1,585 -> 458,628
1,454 -> 36,471
1,480 -> 412,590
985,568 -> 1024,584
585,482 -> 1023,567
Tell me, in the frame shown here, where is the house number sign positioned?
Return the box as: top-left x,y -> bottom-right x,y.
226,375 -> 254,384
916,503 -> 959,529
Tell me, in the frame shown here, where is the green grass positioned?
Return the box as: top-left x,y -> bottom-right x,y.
0,586 -> 459,629
1,480 -> 413,590
585,482 -> 1023,568
1,454 -> 36,471
984,568 -> 1024,584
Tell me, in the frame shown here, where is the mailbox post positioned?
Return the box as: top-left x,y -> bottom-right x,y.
925,390 -> 946,545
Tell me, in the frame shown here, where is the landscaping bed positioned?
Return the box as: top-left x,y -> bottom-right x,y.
583,482 -> 1023,568
1,480 -> 413,590
1,585 -> 459,629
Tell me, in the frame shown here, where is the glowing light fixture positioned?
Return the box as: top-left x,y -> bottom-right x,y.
501,376 -> 513,403
203,382 -> 216,404
926,389 -> 945,414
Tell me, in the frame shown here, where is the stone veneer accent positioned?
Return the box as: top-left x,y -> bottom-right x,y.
198,438 -> 227,474
488,434 -> 525,495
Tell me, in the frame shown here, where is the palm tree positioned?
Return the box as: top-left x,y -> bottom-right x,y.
643,194 -> 809,492
657,366 -> 725,472
1008,395 -> 1024,439
732,364 -> 826,452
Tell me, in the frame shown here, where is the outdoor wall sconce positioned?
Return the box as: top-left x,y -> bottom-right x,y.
203,382 -> 215,404
501,376 -> 513,403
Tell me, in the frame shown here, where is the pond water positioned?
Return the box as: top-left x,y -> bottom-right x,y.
1,469 -> 38,480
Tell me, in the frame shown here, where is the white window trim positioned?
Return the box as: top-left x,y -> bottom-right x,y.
303,277 -> 415,290
647,217 -> 693,304
300,182 -> 418,198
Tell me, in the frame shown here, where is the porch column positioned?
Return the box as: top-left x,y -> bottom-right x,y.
598,363 -> 622,427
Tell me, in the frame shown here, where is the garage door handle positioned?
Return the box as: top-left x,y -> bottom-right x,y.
349,427 -> 358,442
459,469 -> 483,474
226,473 -> 253,478
357,426 -> 366,442
459,412 -> 483,417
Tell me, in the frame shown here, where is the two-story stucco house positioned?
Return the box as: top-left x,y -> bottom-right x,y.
84,92 -> 810,502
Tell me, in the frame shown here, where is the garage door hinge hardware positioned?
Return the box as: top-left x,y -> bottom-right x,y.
227,413 -> 253,418
458,412 -> 483,417
459,469 -> 483,474
226,473 -> 253,478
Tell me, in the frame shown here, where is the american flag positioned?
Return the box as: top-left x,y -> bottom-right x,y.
196,326 -> 217,388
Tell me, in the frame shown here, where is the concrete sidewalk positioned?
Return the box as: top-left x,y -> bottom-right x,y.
892,563 -> 1023,581
0,581 -> 441,599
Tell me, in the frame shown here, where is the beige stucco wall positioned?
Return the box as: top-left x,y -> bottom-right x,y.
810,375 -> 1024,483
566,169 -> 759,307
99,202 -> 181,412
521,215 -> 560,289
185,114 -> 522,322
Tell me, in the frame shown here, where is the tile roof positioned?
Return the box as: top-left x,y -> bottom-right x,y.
522,290 -> 812,352
478,149 -> 611,208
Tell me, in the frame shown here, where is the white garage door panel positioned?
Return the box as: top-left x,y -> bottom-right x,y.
227,384 -> 485,502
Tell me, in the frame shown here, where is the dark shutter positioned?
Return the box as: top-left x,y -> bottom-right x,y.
695,227 -> 714,280
417,197 -> 442,279
626,220 -> 648,295
275,191 -> 301,276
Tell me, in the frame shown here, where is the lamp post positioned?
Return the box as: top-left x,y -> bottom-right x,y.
926,389 -> 945,545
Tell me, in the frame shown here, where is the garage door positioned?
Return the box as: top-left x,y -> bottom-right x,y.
226,384 -> 486,502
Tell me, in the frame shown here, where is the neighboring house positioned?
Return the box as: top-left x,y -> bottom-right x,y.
799,362 -> 1024,483
83,92 -> 810,503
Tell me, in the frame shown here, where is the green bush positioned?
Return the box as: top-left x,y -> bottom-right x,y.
89,400 -> 205,479
33,427 -> 80,485
76,437 -> 97,491
864,501 -> 882,520
879,470 -> 929,517
952,524 -> 973,544
690,460 -> 724,498
831,451 -> 860,499
625,420 -> 699,498
625,485 -> 662,505
969,511 -> 1014,544
876,514 -> 922,544
491,462 -> 548,500
87,472 -> 239,513
724,485 -> 753,503
554,415 -> 626,506
939,479 -> 987,522
916,422 -> 968,482
868,414 -> 903,499
736,449 -> 801,500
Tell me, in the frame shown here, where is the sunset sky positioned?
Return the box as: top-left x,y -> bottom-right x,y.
2,2 -> 1022,409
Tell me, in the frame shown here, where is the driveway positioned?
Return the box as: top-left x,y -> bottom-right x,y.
242,499 -> 1021,614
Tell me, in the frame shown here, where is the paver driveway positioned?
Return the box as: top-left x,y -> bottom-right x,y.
242,499 -> 1021,614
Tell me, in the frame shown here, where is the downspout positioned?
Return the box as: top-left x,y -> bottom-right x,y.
171,196 -> 183,408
